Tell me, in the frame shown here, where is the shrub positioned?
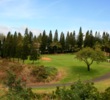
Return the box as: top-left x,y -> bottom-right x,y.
45,67 -> 58,81
100,87 -> 110,100
52,80 -> 100,100
2,70 -> 37,100
31,66 -> 58,82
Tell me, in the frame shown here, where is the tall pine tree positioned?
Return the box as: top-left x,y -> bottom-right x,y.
21,28 -> 30,63
60,32 -> 65,52
40,30 -> 48,54
77,27 -> 83,49
48,30 -> 53,53
54,29 -> 58,42
16,32 -> 23,62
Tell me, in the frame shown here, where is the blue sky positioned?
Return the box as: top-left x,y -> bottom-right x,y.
0,0 -> 110,35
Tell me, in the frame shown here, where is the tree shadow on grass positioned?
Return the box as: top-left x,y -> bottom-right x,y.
70,65 -> 100,80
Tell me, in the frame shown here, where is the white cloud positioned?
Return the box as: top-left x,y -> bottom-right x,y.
13,26 -> 43,36
0,26 -> 12,35
29,28 -> 43,36
0,25 -> 43,36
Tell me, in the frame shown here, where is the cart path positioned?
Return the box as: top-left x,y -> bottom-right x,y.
27,72 -> 110,89
92,72 -> 110,82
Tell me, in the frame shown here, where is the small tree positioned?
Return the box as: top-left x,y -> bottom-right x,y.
30,42 -> 40,64
76,47 -> 106,71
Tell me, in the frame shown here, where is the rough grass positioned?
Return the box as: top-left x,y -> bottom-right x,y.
32,87 -> 55,94
95,79 -> 110,92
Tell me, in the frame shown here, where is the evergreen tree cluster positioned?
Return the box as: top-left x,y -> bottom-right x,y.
0,27 -> 110,59
39,27 -> 110,54
0,28 -> 40,63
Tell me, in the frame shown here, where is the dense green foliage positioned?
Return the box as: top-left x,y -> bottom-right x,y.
50,80 -> 110,100
53,80 -> 100,100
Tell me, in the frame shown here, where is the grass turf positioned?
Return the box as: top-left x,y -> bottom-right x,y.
27,54 -> 110,83
26,54 -> 110,91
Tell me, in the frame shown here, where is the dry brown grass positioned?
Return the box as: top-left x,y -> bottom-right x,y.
0,59 -> 61,87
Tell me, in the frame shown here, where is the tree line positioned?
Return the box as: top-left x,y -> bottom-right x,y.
0,27 -> 110,62
38,27 -> 110,54
0,28 -> 40,63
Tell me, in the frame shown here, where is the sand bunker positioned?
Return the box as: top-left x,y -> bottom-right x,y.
41,57 -> 52,61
